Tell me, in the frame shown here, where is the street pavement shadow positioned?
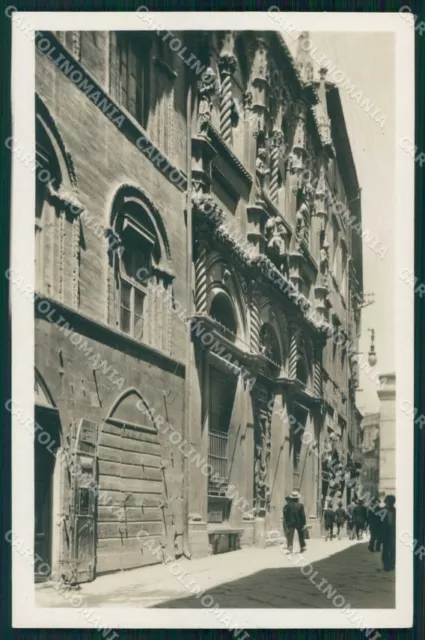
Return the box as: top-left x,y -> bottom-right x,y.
154,542 -> 395,609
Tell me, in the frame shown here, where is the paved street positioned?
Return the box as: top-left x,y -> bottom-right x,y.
36,538 -> 395,609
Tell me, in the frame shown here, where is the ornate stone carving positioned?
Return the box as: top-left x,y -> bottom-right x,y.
197,67 -> 218,131
319,236 -> 330,281
253,387 -> 273,516
264,215 -> 289,277
255,146 -> 269,200
243,91 -> 253,110
295,202 -> 309,250
72,31 -> 81,61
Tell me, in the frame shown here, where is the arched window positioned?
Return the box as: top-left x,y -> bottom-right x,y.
109,189 -> 173,353
35,106 -> 82,306
209,290 -> 238,341
35,128 -> 61,295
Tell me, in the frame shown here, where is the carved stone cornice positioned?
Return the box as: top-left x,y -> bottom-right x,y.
46,183 -> 84,218
192,195 -> 330,337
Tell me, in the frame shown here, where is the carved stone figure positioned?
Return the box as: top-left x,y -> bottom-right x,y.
319,238 -> 330,280
256,147 -> 269,197
265,216 -> 289,276
295,203 -> 309,249
197,67 -> 217,131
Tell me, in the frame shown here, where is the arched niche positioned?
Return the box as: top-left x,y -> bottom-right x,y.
259,300 -> 288,374
205,254 -> 248,345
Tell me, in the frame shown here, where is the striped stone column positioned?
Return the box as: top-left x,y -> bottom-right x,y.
314,347 -> 323,398
250,287 -> 261,353
195,240 -> 208,314
270,130 -> 284,205
218,54 -> 237,145
289,327 -> 299,379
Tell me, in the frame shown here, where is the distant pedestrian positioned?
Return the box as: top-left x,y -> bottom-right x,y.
367,497 -> 381,552
353,499 -> 368,540
375,498 -> 386,552
283,490 -> 307,554
324,501 -> 336,541
335,501 -> 347,540
346,500 -> 356,540
381,495 -> 396,572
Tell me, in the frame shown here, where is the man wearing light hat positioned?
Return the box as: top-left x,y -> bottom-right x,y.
283,490 -> 307,553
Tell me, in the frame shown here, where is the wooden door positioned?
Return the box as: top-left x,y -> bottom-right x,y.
71,419 -> 98,583
96,419 -> 166,574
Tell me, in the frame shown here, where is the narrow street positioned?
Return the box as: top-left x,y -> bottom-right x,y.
36,539 -> 395,610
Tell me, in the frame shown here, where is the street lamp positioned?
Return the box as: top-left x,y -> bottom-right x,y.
368,328 -> 377,367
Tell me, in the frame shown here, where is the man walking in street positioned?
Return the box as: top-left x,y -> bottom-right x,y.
346,499 -> 356,540
282,496 -> 290,547
324,500 -> 336,541
335,500 -> 347,540
381,495 -> 396,572
353,498 -> 368,540
283,490 -> 306,554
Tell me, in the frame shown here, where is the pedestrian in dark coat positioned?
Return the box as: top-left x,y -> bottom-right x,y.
283,490 -> 307,553
335,501 -> 347,540
353,499 -> 368,539
375,499 -> 386,552
381,495 -> 396,571
324,501 -> 336,541
282,496 -> 290,544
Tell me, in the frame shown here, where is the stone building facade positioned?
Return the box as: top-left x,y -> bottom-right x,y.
34,29 -> 363,582
377,373 -> 396,498
359,412 -> 380,500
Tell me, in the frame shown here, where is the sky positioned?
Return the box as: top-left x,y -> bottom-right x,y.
282,31 -> 395,414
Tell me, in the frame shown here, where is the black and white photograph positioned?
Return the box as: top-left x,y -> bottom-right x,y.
9,9 -> 414,632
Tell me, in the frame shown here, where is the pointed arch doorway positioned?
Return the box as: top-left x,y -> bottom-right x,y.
96,390 -> 167,575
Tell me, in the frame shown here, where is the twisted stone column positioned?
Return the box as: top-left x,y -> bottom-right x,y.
218,54 -> 237,145
195,240 -> 208,314
314,347 -> 323,398
270,130 -> 284,205
250,286 -> 261,353
289,328 -> 299,379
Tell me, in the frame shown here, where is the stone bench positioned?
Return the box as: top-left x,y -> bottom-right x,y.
207,526 -> 243,555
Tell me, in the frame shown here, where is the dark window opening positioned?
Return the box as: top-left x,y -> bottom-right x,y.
209,292 -> 237,341
208,368 -> 237,496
